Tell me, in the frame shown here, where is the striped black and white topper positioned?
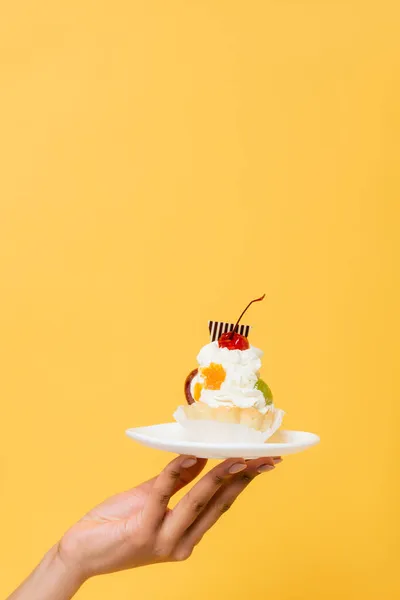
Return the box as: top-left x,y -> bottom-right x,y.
208,321 -> 251,342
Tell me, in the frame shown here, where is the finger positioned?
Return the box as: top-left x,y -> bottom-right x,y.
139,457 -> 207,496
245,456 -> 282,470
142,455 -> 207,530
173,457 -> 281,558
255,456 -> 282,469
158,458 -> 247,547
170,457 -> 208,493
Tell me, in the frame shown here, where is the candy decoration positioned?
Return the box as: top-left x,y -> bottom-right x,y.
208,321 -> 251,342
201,362 -> 226,390
255,379 -> 273,404
184,368 -> 198,405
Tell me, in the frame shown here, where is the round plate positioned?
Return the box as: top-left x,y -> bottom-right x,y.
126,423 -> 320,459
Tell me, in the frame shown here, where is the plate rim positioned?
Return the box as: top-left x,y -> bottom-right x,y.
125,423 -> 320,449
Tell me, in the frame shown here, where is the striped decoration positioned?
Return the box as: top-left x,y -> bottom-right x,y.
208,321 -> 251,342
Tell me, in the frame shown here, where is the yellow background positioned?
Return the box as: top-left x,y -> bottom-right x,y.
1,1 -> 399,599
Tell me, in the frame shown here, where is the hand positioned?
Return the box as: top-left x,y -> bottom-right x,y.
58,454 -> 282,581
8,454 -> 282,600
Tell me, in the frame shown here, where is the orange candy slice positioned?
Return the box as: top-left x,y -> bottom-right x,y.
200,362 -> 226,390
193,382 -> 203,401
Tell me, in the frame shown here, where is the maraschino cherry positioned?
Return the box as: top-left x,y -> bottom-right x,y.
218,294 -> 265,350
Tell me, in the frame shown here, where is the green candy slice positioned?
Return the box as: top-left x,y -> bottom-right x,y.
255,379 -> 273,405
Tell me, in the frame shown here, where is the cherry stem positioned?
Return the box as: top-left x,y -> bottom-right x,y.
230,294 -> 266,338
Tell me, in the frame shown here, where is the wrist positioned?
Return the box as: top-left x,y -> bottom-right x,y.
50,543 -> 87,592
7,543 -> 85,600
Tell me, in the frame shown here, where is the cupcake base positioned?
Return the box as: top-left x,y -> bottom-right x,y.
173,403 -> 284,443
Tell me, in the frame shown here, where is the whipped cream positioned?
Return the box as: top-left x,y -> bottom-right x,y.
193,342 -> 268,414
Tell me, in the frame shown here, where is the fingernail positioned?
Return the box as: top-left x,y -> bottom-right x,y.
182,457 -> 197,469
257,464 -> 275,473
274,458 -> 283,464
229,463 -> 247,474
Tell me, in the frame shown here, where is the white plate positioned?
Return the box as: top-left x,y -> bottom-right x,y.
126,423 -> 320,459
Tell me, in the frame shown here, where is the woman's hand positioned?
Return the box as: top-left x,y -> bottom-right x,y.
58,454 -> 281,580
8,454 -> 282,600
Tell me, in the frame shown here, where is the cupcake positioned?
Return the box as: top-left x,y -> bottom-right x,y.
174,295 -> 284,443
